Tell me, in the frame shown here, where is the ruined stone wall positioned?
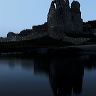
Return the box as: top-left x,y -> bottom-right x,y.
48,1 -> 63,39
47,0 -> 83,41
71,1 -> 83,33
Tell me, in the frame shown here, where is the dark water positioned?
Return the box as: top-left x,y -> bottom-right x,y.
0,52 -> 96,96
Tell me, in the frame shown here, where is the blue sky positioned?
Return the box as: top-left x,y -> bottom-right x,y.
0,0 -> 96,36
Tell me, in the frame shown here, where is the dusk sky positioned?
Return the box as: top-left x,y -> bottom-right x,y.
0,0 -> 96,36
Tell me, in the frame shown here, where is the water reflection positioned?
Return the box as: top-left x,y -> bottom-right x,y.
32,55 -> 84,96
49,56 -> 84,96
31,54 -> 96,96
0,52 -> 96,96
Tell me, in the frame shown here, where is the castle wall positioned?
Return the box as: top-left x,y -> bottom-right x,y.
47,0 -> 83,40
71,1 -> 83,33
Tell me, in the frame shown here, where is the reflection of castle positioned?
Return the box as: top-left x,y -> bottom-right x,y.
48,56 -> 84,96
33,55 -> 84,96
7,53 -> 96,96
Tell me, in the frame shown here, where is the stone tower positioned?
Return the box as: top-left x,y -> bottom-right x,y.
47,1 -> 59,38
71,1 -> 83,33
47,0 -> 83,39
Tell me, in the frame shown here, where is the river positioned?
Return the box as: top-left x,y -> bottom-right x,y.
0,52 -> 96,96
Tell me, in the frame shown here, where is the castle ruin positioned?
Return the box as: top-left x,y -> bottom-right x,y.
1,0 -> 92,44
47,0 -> 83,40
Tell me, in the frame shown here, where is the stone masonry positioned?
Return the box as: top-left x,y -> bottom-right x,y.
47,0 -> 83,40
